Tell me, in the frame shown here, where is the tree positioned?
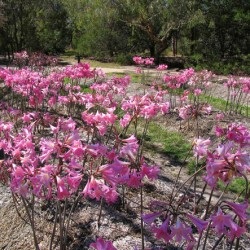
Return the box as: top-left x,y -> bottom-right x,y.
112,0 -> 192,62
0,0 -> 71,56
61,0 -> 133,58
182,0 -> 250,59
35,0 -> 72,53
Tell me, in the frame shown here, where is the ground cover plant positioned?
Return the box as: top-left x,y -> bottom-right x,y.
0,52 -> 249,249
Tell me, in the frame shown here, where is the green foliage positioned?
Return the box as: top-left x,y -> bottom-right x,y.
114,53 -> 134,65
181,0 -> 250,72
147,122 -> 191,163
0,0 -> 71,54
187,159 -> 205,175
198,94 -> 249,117
185,55 -> 250,75
218,177 -> 248,196
106,72 -> 141,83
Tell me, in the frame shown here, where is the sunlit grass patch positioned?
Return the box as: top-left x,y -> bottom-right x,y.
146,122 -> 191,163
197,94 -> 249,116
218,177 -> 248,197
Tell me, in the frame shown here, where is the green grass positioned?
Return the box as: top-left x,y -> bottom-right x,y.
81,85 -> 92,93
60,51 -> 122,68
187,159 -> 205,175
218,177 -> 248,197
197,94 -> 249,116
107,72 -> 142,83
146,122 -> 191,163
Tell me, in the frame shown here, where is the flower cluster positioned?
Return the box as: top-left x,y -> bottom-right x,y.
13,50 -> 58,68
142,199 -> 248,249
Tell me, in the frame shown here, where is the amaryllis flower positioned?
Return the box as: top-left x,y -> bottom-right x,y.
170,218 -> 193,242
151,216 -> 172,243
56,176 -> 70,200
120,135 -> 139,159
122,170 -> 142,188
120,113 -> 132,128
82,176 -> 118,203
194,88 -> 202,96
142,211 -> 162,224
82,176 -> 103,200
90,237 -> 117,250
186,213 -> 209,234
156,64 -> 168,71
210,208 -> 233,235
133,56 -> 144,65
141,163 -> 160,180
193,137 -> 211,159
224,201 -> 248,222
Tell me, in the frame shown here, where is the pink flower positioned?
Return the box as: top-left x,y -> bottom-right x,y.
124,170 -> 142,188
82,176 -> 103,200
226,220 -> 246,240
193,137 -> 211,159
56,176 -> 70,200
186,213 -> 209,234
142,211 -> 162,224
194,88 -> 202,96
90,237 -> 117,250
210,208 -> 232,235
144,57 -> 154,65
135,67 -> 142,74
120,113 -> 132,128
170,218 -> 193,242
156,64 -> 168,71
151,216 -> 172,243
224,201 -> 248,222
179,105 -> 193,120
141,164 -> 159,180
133,56 -> 144,65
216,113 -> 224,121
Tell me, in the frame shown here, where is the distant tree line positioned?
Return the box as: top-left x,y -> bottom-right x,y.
0,0 -> 249,72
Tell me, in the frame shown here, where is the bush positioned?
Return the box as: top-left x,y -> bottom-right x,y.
114,53 -> 134,65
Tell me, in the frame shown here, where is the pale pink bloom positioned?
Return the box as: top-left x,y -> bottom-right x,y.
210,208 -> 232,235
101,185 -> 118,203
67,173 -> 82,193
170,218 -> 193,242
90,237 -> 117,250
151,216 -> 172,243
99,164 -> 120,186
193,137 -> 211,159
179,105 -> 193,120
56,176 -> 70,200
141,164 -> 159,180
202,104 -> 212,114
142,211 -> 162,224
82,176 -> 103,200
133,56 -> 144,65
194,88 -> 202,96
120,113 -> 132,127
186,213 -> 209,234
159,102 -> 170,114
144,57 -> 154,65
215,112 -> 224,121
120,138 -> 139,160
224,201 -> 248,222
156,64 -> 168,71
